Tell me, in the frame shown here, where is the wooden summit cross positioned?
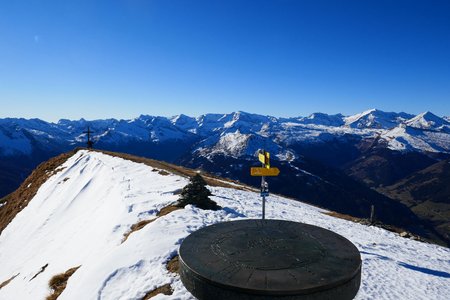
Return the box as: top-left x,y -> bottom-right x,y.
83,126 -> 94,149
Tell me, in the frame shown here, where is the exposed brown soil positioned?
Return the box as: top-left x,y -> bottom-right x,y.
0,149 -> 80,235
122,205 -> 182,243
324,211 -> 429,243
166,255 -> 179,274
141,284 -> 173,299
122,219 -> 156,242
46,266 -> 80,300
325,210 -> 407,232
0,273 -> 19,290
158,205 -> 181,217
323,211 -> 365,223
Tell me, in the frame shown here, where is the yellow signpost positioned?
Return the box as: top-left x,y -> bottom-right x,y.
258,151 -> 270,168
251,150 -> 280,220
251,167 -> 280,176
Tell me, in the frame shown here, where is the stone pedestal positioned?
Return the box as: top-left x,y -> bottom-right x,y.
179,219 -> 361,299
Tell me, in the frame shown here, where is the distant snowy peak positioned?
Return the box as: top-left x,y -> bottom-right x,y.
194,113 -> 232,135
142,116 -> 195,142
199,130 -> 254,158
223,111 -> 274,134
297,113 -> 344,127
195,130 -> 285,159
76,116 -> 197,143
187,111 -> 274,136
170,114 -> 198,133
344,109 -> 414,129
405,111 -> 449,130
0,118 -> 71,155
381,123 -> 450,153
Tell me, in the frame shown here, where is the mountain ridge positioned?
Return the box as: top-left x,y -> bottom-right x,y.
1,149 -> 450,299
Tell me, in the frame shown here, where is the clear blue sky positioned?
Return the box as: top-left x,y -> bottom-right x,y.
1,0 -> 449,122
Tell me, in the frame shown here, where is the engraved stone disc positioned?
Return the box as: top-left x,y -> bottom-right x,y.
179,219 -> 361,299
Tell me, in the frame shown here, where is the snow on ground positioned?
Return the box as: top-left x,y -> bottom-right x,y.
1,150 -> 449,300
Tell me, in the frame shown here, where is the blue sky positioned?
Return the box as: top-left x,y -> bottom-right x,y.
0,0 -> 449,121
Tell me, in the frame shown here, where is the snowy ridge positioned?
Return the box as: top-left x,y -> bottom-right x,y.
344,109 -> 414,129
0,109 -> 449,158
0,150 -> 450,299
297,112 -> 345,126
405,111 -> 450,130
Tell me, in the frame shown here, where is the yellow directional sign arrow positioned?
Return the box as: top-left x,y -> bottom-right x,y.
251,167 -> 280,176
258,151 -> 270,169
258,152 -> 266,164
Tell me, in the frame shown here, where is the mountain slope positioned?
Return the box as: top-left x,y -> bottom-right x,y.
0,150 -> 79,234
378,159 -> 450,243
1,150 -> 449,299
344,148 -> 438,188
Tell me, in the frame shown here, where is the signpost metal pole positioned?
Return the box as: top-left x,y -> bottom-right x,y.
251,149 -> 279,220
261,175 -> 266,220
261,150 -> 266,220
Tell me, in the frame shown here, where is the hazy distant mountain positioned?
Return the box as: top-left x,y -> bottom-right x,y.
1,110 -> 449,158
296,112 -> 345,126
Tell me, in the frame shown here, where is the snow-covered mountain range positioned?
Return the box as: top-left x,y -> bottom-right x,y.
1,109 -> 449,158
1,109 -> 449,247
1,150 -> 449,299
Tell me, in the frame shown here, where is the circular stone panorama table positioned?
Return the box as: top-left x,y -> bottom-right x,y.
179,219 -> 361,300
